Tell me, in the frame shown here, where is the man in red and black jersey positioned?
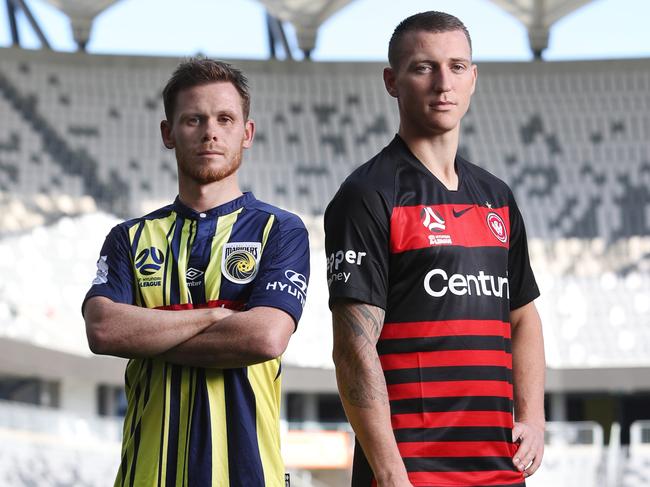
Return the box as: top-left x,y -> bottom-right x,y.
325,11 -> 545,487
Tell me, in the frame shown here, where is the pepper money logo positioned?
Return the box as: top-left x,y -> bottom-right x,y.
221,242 -> 261,284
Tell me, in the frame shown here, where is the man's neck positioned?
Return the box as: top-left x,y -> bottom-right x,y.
398,126 -> 460,191
178,174 -> 243,213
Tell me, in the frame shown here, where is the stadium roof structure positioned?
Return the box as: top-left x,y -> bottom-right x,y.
6,0 -> 594,59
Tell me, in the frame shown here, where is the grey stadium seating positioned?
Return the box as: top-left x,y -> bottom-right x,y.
0,47 -> 649,370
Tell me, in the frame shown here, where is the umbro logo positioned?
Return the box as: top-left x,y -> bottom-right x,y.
186,267 -> 204,281
452,206 -> 474,218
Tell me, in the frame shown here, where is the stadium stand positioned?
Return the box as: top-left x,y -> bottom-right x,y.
526,421 -> 605,487
622,420 -> 650,487
1,46 -> 650,486
1,50 -> 649,363
0,400 -> 121,486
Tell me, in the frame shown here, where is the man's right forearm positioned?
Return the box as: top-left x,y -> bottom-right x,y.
84,296 -> 233,358
332,302 -> 411,486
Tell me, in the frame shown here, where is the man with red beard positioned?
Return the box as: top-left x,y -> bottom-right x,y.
83,58 -> 310,487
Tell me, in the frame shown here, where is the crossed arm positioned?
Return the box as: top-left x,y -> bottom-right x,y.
84,296 -> 294,368
331,300 -> 413,487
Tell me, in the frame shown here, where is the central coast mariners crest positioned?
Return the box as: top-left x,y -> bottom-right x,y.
221,242 -> 262,284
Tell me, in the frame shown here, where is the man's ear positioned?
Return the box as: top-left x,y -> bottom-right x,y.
242,119 -> 256,149
160,120 -> 174,149
383,67 -> 398,98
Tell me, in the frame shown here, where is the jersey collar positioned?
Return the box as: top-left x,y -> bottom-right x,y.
390,134 -> 465,192
172,192 -> 256,219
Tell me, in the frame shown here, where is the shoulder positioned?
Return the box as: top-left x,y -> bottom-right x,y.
461,156 -> 511,192
459,156 -> 517,207
107,203 -> 175,242
327,142 -> 399,214
246,198 -> 307,234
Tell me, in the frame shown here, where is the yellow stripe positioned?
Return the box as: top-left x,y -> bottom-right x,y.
130,214 -> 176,309
176,218 -> 196,305
163,217 -> 177,307
204,209 -> 243,300
133,360 -> 166,486
205,369 -> 229,485
174,366 -> 193,485
158,361 -> 171,487
260,215 -> 275,254
248,359 -> 284,485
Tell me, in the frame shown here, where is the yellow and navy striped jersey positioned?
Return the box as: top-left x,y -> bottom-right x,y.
84,193 -> 310,487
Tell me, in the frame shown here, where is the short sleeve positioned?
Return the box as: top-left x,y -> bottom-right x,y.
507,191 -> 540,310
324,180 -> 390,310
247,219 -> 310,326
82,224 -> 135,314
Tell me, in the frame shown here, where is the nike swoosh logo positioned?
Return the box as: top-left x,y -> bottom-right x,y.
452,206 -> 474,218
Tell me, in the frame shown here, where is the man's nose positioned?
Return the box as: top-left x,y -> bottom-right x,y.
433,67 -> 452,92
202,119 -> 219,142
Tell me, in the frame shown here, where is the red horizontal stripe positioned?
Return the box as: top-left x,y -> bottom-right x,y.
390,204 -> 510,253
380,350 -> 512,371
391,410 -> 514,430
408,469 -> 523,485
155,299 -> 245,311
388,380 -> 513,401
398,440 -> 517,458
381,320 -> 511,339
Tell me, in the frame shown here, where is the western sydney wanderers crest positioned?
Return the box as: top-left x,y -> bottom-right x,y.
221,242 -> 261,284
486,212 -> 508,243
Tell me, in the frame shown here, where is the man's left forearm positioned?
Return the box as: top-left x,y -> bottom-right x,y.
160,306 -> 294,368
510,301 -> 545,477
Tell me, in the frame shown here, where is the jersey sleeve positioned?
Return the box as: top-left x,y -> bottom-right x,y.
508,190 -> 540,310
82,224 -> 135,314
246,217 -> 310,326
324,179 -> 390,310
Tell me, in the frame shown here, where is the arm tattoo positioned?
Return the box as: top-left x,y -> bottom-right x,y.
332,302 -> 388,408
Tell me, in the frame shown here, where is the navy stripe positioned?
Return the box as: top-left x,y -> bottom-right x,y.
128,421 -> 143,487
130,220 -> 146,257
274,361 -> 282,381
224,368 -> 265,487
385,365 -> 512,385
377,336 -> 512,355
403,456 -> 518,472
185,220 -> 196,303
128,383 -> 142,487
157,363 -> 168,487
394,426 -> 512,443
164,219 -> 179,307
181,369 -> 195,485
390,396 -> 513,415
188,369 -> 212,486
186,214 -> 217,305
165,365 -> 182,487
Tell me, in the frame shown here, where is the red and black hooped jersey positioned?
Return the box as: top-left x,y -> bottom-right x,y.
325,135 -> 539,487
